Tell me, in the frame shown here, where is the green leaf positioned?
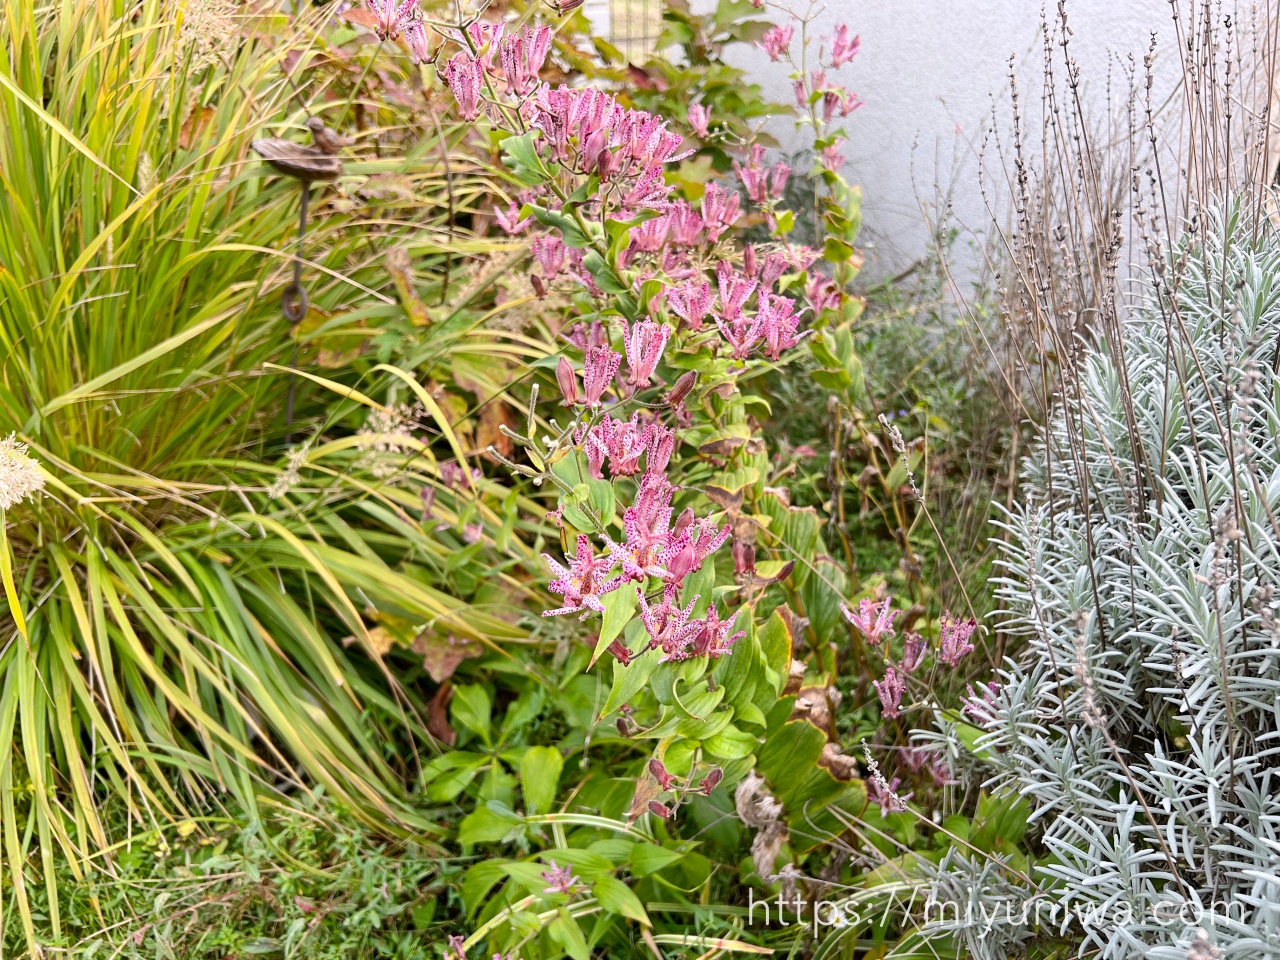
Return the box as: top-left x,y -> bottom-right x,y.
501,686 -> 547,739
628,843 -> 683,877
601,645 -> 660,717
549,909 -> 590,960
757,611 -> 793,684
592,875 -> 650,925
520,746 -> 564,815
462,861 -> 509,916
582,250 -> 630,294
703,723 -> 759,760
823,237 -> 854,262
423,752 -> 489,802
592,587 -> 638,665
501,131 -> 548,186
458,803 -> 524,846
525,204 -> 592,248
451,684 -> 493,746
812,367 -> 851,391
561,477 -> 615,533
757,721 -> 826,800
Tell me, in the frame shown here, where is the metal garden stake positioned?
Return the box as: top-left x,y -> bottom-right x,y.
251,118 -> 351,433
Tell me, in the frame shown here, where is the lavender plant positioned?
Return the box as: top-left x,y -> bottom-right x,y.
925,206 -> 1280,959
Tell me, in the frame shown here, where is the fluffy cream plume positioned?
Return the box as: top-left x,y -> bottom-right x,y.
0,434 -> 46,510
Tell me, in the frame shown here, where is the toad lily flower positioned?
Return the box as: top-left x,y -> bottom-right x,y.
368,0 -> 417,40
830,24 -> 861,68
498,25 -> 552,97
687,605 -> 745,659
532,235 -> 566,278
623,319 -> 669,388
662,517 -> 730,586
403,15 -> 431,64
758,293 -> 807,361
465,19 -> 505,70
939,615 -> 977,666
579,414 -> 654,478
630,214 -> 670,253
441,52 -> 485,121
900,632 -> 927,673
687,103 -> 710,137
667,202 -> 705,246
541,861 -> 581,894
714,311 -> 766,361
494,201 -> 532,234
715,261 -> 758,321
666,279 -> 714,330
873,665 -> 907,718
638,584 -> 702,661
757,23 -> 793,61
700,184 -> 741,243
841,598 -> 899,645
581,344 -> 622,407
543,535 -> 624,618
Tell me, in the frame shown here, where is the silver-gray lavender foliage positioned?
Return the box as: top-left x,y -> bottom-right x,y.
929,209 -> 1280,960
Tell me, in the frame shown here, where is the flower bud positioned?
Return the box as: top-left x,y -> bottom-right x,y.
743,244 -> 758,277
732,539 -> 756,576
556,356 -> 579,406
664,370 -> 697,407
647,800 -> 671,819
648,758 -> 674,789
700,767 -> 723,794
672,507 -> 695,538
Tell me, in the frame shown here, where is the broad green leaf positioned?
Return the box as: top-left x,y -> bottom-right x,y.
601,646 -> 660,717
520,746 -> 564,815
592,875 -> 650,925
757,610 -> 793,687
458,803 -> 524,847
757,720 -> 826,802
703,724 -> 759,760
823,237 -> 854,262
549,909 -> 590,960
423,752 -> 490,802
462,861 -> 510,916
501,131 -> 547,186
629,843 -> 683,877
451,684 -> 493,745
525,204 -> 592,248
592,587 -> 638,665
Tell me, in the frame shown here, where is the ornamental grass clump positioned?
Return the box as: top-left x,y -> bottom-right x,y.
927,207 -> 1280,959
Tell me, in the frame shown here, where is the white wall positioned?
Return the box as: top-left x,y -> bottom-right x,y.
717,0 -> 1196,275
